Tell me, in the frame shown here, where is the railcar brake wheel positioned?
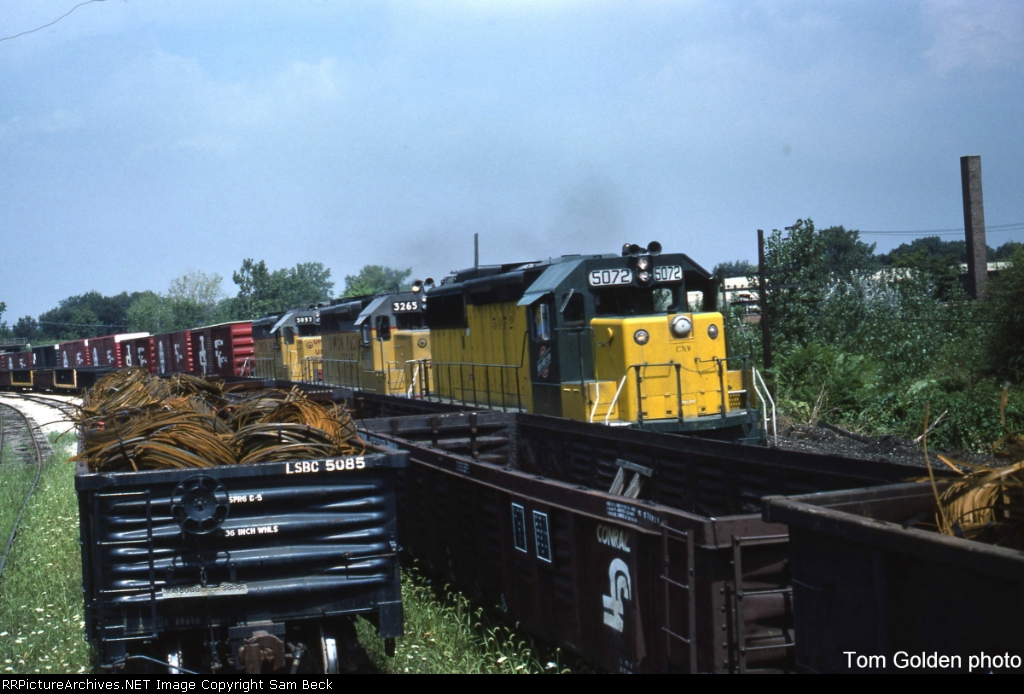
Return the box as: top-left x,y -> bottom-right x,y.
170,475 -> 229,535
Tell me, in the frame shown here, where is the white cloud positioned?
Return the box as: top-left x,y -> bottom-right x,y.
922,0 -> 1024,73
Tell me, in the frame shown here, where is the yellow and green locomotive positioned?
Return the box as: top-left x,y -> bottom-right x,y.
422,243 -> 761,439
319,292 -> 430,396
252,307 -> 323,382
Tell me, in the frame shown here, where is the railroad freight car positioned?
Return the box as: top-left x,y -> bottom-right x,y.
190,321 -> 255,378
320,292 -> 430,396
119,335 -> 155,373
77,433 -> 408,673
764,483 -> 1024,673
153,329 -> 193,375
2,342 -> 34,388
418,243 -> 763,441
359,411 -> 941,673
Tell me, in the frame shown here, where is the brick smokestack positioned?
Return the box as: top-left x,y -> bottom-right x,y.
960,155 -> 987,298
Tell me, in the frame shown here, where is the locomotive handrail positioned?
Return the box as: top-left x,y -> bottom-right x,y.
428,360 -> 523,412
603,375 -> 629,425
751,365 -> 777,444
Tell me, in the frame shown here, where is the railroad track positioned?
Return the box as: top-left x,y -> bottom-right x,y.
0,401 -> 48,579
4,391 -> 80,423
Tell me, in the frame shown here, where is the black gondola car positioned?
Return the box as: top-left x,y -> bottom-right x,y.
76,448 -> 408,673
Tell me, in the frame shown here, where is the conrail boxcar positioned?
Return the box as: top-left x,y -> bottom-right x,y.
119,335 -> 156,373
320,293 -> 430,396
190,321 -> 254,378
153,329 -> 193,375
420,243 -> 761,440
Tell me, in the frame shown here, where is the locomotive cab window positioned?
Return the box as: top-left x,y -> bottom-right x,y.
655,286 -> 681,313
395,312 -> 425,330
376,316 -> 392,341
560,291 -> 585,326
533,303 -> 552,342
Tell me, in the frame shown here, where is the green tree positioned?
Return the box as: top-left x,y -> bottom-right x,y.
229,259 -> 335,319
982,246 -> 1024,383
272,262 -> 334,309
713,260 -> 757,278
879,237 -> 966,265
762,219 -> 877,350
231,259 -> 275,319
12,316 -> 40,342
992,241 -> 1024,261
342,265 -> 412,297
37,291 -> 145,340
0,301 -> 7,339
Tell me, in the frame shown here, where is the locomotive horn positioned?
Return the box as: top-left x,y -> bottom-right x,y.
424,278 -> 435,289
627,243 -> 643,257
647,241 -> 662,256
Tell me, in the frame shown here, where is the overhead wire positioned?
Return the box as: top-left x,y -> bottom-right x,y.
0,0 -> 107,44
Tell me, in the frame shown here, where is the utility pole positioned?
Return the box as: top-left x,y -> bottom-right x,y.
757,229 -> 772,371
474,233 -> 479,269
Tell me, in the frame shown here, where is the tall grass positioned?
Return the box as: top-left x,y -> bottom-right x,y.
0,441 -> 39,573
0,433 -> 92,674
356,567 -> 577,674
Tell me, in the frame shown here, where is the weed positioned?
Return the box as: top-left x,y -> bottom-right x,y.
356,567 -> 578,674
0,434 -> 92,674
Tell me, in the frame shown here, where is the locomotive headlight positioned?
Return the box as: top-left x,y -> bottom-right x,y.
636,257 -> 651,271
638,270 -> 652,283
633,329 -> 650,345
670,316 -> 692,338
707,324 -> 719,340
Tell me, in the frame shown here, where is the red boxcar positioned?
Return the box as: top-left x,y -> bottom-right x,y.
59,339 -> 92,369
119,335 -> 155,372
152,329 -> 193,374
0,350 -> 11,388
190,321 -> 254,377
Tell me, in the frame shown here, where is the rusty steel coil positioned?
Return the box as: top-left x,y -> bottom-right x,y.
74,371 -> 362,472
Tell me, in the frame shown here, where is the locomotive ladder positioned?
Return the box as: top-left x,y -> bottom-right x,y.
92,490 -> 159,644
659,525 -> 697,673
729,534 -> 794,673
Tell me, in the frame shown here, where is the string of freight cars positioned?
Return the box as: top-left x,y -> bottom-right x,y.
74,369 -> 363,472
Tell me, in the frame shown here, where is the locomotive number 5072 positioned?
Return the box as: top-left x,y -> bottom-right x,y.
588,269 -> 633,287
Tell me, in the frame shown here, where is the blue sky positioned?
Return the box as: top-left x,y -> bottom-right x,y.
2,0 -> 1022,319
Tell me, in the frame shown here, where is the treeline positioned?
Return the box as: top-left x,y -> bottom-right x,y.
732,221 -> 1024,450
0,260 -> 412,343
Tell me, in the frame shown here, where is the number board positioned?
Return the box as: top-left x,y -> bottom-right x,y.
295,315 -> 318,325
653,265 -> 683,282
392,301 -> 420,313
588,268 -> 633,287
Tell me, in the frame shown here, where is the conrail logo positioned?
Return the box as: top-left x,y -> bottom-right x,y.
597,524 -> 631,553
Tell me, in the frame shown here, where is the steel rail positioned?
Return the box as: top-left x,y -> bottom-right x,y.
0,402 -> 46,580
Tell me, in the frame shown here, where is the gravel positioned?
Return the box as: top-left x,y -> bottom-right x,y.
772,417 -> 998,470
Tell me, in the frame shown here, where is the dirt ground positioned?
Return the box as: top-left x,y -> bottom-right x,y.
772,417 -> 997,469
